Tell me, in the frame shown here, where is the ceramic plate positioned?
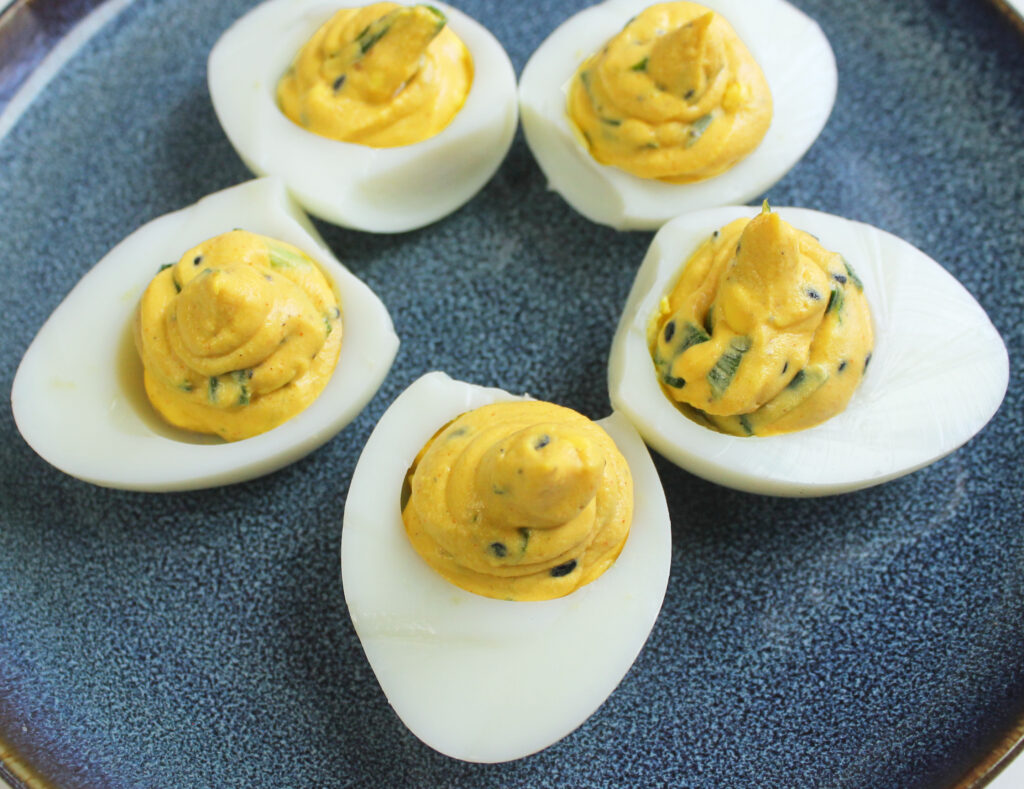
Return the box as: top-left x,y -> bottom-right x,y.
1,0 -> 1022,786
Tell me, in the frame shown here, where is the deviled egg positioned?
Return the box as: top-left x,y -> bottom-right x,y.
519,0 -> 837,230
208,0 -> 518,233
609,205 -> 1009,496
341,372 -> 670,762
12,178 -> 399,491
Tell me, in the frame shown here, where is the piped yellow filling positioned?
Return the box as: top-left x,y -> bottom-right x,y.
651,205 -> 873,436
568,1 -> 772,182
277,2 -> 473,147
134,230 -> 342,441
402,400 -> 633,601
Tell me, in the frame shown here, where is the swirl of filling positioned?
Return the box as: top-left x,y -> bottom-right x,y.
567,1 -> 772,182
402,400 -> 633,601
277,2 -> 473,147
652,204 -> 873,436
134,230 -> 342,441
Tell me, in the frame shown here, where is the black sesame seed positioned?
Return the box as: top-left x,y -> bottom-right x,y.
534,435 -> 550,450
833,273 -> 847,284
807,288 -> 821,300
550,560 -> 578,578
838,360 -> 848,373
193,255 -> 202,266
333,74 -> 346,91
712,230 -> 720,238
864,353 -> 872,371
684,88 -> 695,100
489,542 -> 507,558
663,320 -> 675,343
782,361 -> 789,375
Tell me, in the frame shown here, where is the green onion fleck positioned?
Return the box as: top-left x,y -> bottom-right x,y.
234,371 -> 250,406
268,243 -> 312,270
826,284 -> 845,318
707,336 -> 751,398
842,257 -> 864,291
685,114 -> 713,148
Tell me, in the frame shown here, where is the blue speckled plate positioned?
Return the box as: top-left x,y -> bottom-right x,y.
2,0 -> 1022,786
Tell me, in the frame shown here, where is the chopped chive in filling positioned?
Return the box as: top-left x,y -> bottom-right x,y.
842,257 -> 864,290
826,284 -> 845,316
518,527 -> 531,555
685,114 -> 713,148
707,337 -> 751,398
234,370 -> 251,406
267,244 -> 311,270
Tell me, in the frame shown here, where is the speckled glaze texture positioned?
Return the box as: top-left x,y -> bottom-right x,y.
0,0 -> 1021,786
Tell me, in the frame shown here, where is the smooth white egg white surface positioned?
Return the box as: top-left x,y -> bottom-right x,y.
208,0 -> 518,234
12,177 -> 399,491
609,205 -> 1009,496
341,372 -> 671,763
519,0 -> 837,230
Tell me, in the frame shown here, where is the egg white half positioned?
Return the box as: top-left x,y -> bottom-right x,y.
519,0 -> 837,230
341,371 -> 671,762
609,205 -> 1010,496
12,177 -> 399,491
208,0 -> 518,234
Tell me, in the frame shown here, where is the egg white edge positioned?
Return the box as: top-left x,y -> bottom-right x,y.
340,370 -> 671,763
207,0 -> 519,234
608,205 -> 1010,496
518,0 -> 838,231
11,176 -> 400,492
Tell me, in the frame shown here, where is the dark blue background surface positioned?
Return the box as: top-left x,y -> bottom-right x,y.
1,0 -> 1022,786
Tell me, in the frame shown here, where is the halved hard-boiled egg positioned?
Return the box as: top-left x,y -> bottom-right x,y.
519,0 -> 837,230
341,372 -> 670,762
12,178 -> 399,491
609,205 -> 1009,496
208,0 -> 518,233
